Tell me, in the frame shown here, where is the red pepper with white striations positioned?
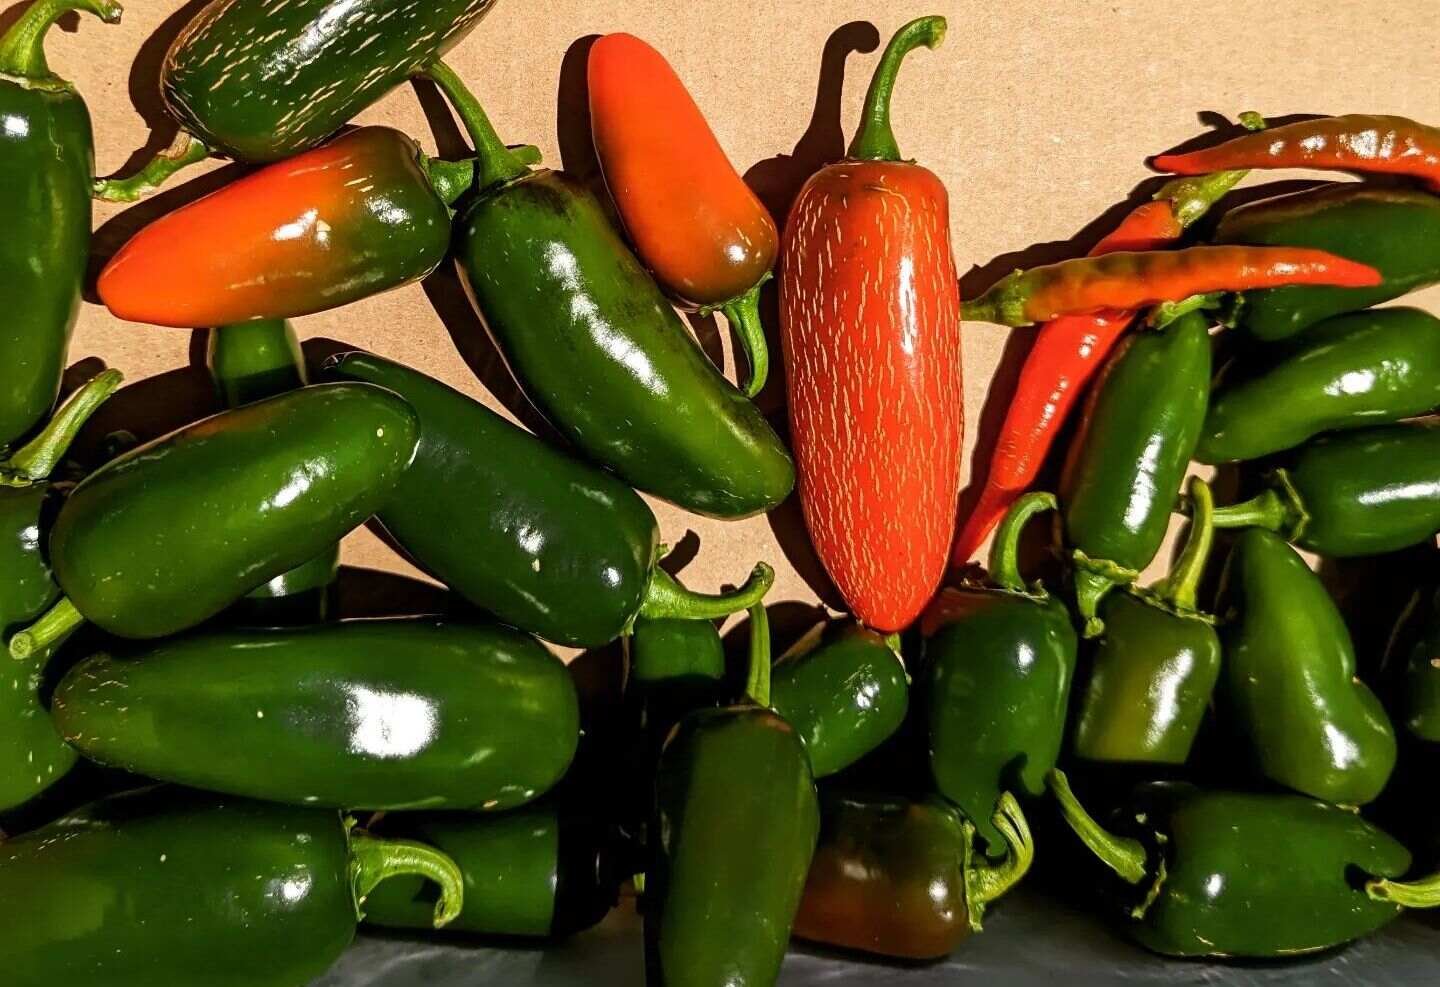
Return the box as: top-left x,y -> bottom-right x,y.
780,15 -> 961,633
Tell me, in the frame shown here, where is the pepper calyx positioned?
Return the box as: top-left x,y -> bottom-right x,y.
1071,551 -> 1139,638
1209,469 -> 1310,542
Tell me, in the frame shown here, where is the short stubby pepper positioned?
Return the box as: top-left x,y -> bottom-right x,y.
1219,528 -> 1396,805
792,792 -> 1033,961
1199,307 -> 1440,463
326,352 -> 774,647
921,492 -> 1077,856
51,619 -> 579,813
0,0 -> 120,450
6,383 -> 419,656
1072,477 -> 1221,766
0,787 -> 464,987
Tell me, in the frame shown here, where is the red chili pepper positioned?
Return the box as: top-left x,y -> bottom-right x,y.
1154,114 -> 1440,193
780,16 -> 961,633
589,33 -> 778,397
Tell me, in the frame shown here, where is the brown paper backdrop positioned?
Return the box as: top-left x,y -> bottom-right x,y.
42,0 -> 1440,648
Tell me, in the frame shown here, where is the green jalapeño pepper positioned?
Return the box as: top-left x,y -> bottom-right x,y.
647,603 -> 818,987
0,0 -> 120,450
0,787 -> 464,987
1199,307 -> 1440,463
1216,183 -> 1440,341
209,320 -> 338,620
325,352 -> 774,647
7,383 -> 418,656
425,62 -> 795,520
1219,528 -> 1396,805
628,614 -> 727,749
1059,309 -> 1212,635
1072,477 -> 1221,765
1049,771 -> 1411,958
0,371 -> 121,812
1212,420 -> 1440,557
51,618 -> 578,812
363,804 -> 621,939
792,792 -> 1033,961
921,492 -> 1077,857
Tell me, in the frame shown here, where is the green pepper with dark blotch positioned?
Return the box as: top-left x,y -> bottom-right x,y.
1049,770 -> 1412,958
792,791 -> 1033,961
1212,420 -> 1440,557
325,352 -> 774,647
1199,307 -> 1440,463
363,803 -> 621,939
1072,477 -> 1221,765
0,371 -> 121,812
424,62 -> 795,520
921,492 -> 1077,857
0,0 -> 119,450
1215,183 -> 1440,341
1059,310 -> 1212,636
1219,528 -> 1396,805
6,383 -> 418,657
0,786 -> 464,987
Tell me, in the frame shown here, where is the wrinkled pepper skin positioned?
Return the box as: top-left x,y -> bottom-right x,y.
1216,184 -> 1440,340
1200,307 -> 1440,463
1399,586 -> 1440,742
52,619 -> 578,812
100,128 -> 459,328
1220,529 -> 1396,805
0,0 -> 119,449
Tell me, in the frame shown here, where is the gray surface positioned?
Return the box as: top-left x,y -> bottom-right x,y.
316,887 -> 1440,985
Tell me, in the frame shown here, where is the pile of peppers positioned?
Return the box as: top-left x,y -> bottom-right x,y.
2,0 -> 1440,983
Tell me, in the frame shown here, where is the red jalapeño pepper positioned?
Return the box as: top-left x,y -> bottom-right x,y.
780,16 -> 962,633
589,33 -> 778,397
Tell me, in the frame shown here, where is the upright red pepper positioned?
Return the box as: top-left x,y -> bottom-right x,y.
588,33 -> 778,397
780,16 -> 961,633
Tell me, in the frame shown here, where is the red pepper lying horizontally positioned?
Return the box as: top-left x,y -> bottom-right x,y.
1154,114 -> 1440,193
589,33 -> 777,397
781,16 -> 961,633
962,245 -> 1381,328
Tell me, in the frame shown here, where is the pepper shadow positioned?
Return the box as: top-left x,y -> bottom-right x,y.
555,34 -> 605,195
719,599 -> 831,697
65,360 -> 217,466
330,565 -> 459,619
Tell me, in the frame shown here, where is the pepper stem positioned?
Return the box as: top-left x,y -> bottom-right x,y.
422,146 -> 541,208
1367,873 -> 1440,909
987,491 -> 1056,594
714,272 -> 773,398
349,831 -> 465,928
744,602 -> 771,708
8,597 -> 84,662
1153,111 -> 1266,228
1151,476 -> 1214,613
0,0 -> 121,80
847,16 -> 946,162
422,60 -> 532,191
93,131 -> 212,202
965,792 -> 1035,932
1070,552 -> 1137,638
2,369 -> 122,484
1210,470 -> 1309,540
639,562 -> 775,624
1046,769 -> 1148,886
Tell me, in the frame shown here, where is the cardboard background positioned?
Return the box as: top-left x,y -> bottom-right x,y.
34,0 -> 1440,648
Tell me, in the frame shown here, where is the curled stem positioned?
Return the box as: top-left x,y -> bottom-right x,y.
3,369 -> 122,483
349,831 -> 465,928
848,16 -> 946,162
1046,769 -> 1147,886
713,272 -> 773,398
93,131 -> 211,202
639,562 -> 775,624
987,491 -> 1057,594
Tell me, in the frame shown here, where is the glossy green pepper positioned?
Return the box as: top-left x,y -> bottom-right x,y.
921,492 -> 1077,856
1212,420 -> 1440,557
1072,477 -> 1221,765
0,371 -> 121,811
792,792 -> 1032,961
0,0 -> 119,449
209,320 -> 338,618
363,803 -> 620,939
1216,184 -> 1440,341
1059,310 -> 1212,635
7,383 -> 418,656
1394,585 -> 1440,742
426,62 -> 795,520
647,603 -> 818,987
1049,771 -> 1411,958
0,787 -> 464,987
325,352 -> 774,646
1199,307 -> 1440,463
51,618 -> 578,812
629,616 -> 726,690
1219,528 -> 1396,804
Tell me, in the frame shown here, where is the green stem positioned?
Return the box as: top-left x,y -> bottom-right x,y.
0,0 -> 121,81
965,792 -> 1035,932
1210,470 -> 1309,540
714,272 -> 773,398
847,16 -> 946,162
1071,551 -> 1138,639
1151,476 -> 1214,613
9,597 -> 84,662
2,369 -> 121,483
744,602 -> 771,708
960,274 -> 1029,327
422,60 -> 531,191
987,491 -> 1056,594
639,562 -> 775,624
1368,873 -> 1440,908
422,145 -> 541,207
349,831 -> 465,928
1154,111 -> 1266,229
1147,291 -> 1222,330
1046,769 -> 1148,886
93,131 -> 211,202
